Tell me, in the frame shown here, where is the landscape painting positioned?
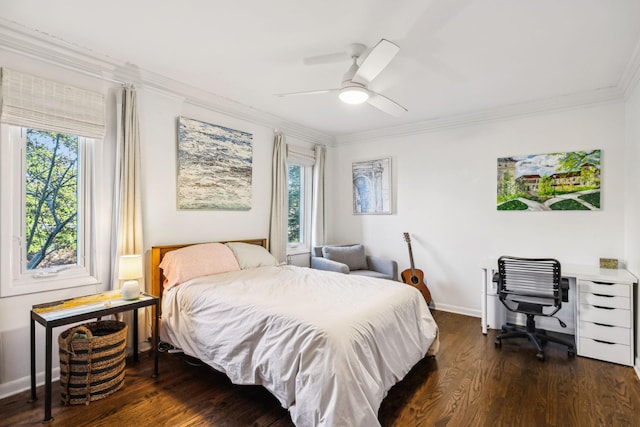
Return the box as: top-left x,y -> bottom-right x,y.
352,157 -> 392,214
497,149 -> 601,211
177,117 -> 252,210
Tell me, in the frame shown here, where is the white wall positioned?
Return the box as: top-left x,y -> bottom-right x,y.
327,103 -> 628,316
138,90 -> 276,250
624,82 -> 640,368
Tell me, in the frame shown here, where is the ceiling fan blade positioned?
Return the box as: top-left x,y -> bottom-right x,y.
303,43 -> 366,66
352,39 -> 400,85
367,92 -> 407,117
276,89 -> 338,97
303,52 -> 348,66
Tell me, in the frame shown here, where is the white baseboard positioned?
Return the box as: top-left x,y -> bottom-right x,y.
635,357 -> 640,380
0,367 -> 60,401
432,302 -> 481,319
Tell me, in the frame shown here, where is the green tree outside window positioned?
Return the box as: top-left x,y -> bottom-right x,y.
25,129 -> 79,269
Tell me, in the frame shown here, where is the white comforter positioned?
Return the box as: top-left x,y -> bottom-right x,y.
161,265 -> 438,427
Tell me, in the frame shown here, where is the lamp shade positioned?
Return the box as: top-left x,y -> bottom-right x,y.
118,254 -> 143,280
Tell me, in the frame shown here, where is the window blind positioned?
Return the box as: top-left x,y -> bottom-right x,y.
287,144 -> 315,166
0,68 -> 106,139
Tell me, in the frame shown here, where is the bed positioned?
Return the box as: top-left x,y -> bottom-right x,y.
151,239 -> 439,427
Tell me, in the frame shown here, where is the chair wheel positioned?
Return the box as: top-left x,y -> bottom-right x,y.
495,339 -> 502,348
536,352 -> 545,361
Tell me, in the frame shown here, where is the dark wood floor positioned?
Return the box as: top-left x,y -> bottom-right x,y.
2,310 -> 640,426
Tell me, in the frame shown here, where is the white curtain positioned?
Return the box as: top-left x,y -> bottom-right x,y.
311,144 -> 326,248
269,132 -> 288,263
112,86 -> 147,349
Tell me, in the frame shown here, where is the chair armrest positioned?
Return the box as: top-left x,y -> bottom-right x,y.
561,277 -> 569,302
367,256 -> 398,281
311,257 -> 350,274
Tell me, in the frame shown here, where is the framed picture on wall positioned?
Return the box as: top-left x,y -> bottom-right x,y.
177,116 -> 253,210
497,149 -> 601,211
352,157 -> 392,214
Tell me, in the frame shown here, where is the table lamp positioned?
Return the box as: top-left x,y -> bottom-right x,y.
119,254 -> 143,299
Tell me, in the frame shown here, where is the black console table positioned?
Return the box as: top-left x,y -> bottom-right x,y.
29,291 -> 160,423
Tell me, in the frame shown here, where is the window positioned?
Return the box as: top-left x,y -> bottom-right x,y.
287,162 -> 312,254
0,68 -> 106,297
288,164 -> 303,244
286,144 -> 316,255
0,126 -> 98,296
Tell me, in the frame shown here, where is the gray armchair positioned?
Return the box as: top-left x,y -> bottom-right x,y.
311,244 -> 398,281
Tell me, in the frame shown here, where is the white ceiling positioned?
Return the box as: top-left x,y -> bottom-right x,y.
2,0 -> 640,138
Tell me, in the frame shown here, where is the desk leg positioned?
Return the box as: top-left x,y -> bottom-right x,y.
28,316 -> 37,403
153,301 -> 159,378
481,268 -> 488,335
133,308 -> 139,363
44,326 -> 53,423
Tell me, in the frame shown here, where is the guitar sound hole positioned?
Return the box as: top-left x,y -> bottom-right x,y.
411,276 -> 419,285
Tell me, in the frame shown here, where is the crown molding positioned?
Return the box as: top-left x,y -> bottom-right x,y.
0,19 -> 111,79
335,86 -> 625,145
0,19 -> 332,145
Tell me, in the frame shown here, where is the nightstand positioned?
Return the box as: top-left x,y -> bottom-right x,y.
29,290 -> 160,423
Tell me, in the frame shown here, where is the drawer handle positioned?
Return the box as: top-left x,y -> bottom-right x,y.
593,339 -> 615,345
591,293 -> 614,298
592,305 -> 614,310
592,281 -> 613,285
593,322 -> 614,327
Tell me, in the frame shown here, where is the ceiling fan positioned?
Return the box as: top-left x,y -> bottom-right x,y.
276,39 -> 408,117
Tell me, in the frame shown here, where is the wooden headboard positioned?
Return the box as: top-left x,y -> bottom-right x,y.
150,238 -> 268,306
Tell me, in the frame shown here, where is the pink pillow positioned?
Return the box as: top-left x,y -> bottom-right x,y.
159,243 -> 240,289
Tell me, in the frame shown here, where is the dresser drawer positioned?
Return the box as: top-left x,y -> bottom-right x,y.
578,292 -> 629,309
578,280 -> 630,297
579,321 -> 631,345
578,337 -> 632,366
578,304 -> 631,328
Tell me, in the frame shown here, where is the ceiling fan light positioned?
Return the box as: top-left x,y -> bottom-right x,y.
339,87 -> 369,104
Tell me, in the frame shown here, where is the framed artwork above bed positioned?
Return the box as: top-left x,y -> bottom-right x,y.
177,116 -> 253,210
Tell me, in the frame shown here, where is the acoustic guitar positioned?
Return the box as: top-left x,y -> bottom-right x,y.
401,232 -> 432,304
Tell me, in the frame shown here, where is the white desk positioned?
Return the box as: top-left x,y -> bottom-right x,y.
480,259 -> 637,365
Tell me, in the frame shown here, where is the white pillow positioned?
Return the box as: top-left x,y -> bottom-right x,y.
225,242 -> 278,269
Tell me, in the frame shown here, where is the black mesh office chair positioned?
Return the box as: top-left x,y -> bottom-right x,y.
494,256 -> 576,361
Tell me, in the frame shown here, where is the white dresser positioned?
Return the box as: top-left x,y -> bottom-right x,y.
577,279 -> 634,366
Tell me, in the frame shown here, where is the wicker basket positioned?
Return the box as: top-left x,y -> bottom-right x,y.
58,320 -> 128,405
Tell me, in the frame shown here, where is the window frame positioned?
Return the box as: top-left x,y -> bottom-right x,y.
0,125 -> 99,297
